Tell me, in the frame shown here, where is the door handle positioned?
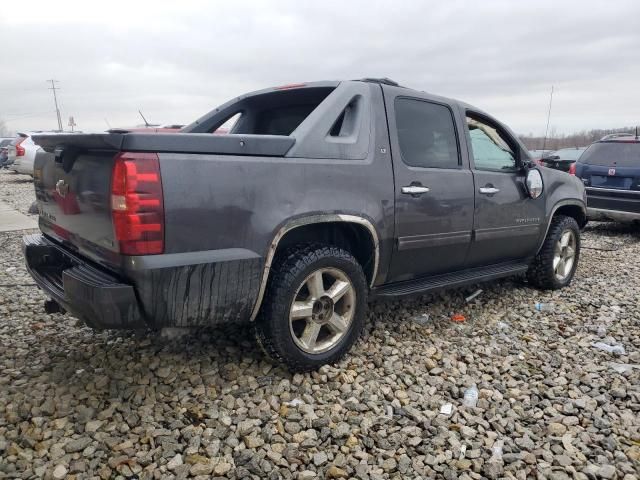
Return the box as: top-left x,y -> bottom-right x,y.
479,187 -> 500,194
401,185 -> 430,195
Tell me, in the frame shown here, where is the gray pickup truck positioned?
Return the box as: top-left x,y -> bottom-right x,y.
25,78 -> 586,371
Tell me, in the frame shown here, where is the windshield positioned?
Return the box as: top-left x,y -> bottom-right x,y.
580,142 -> 640,167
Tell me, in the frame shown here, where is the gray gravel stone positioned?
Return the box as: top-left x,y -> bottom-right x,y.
52,464 -> 68,480
64,437 -> 92,453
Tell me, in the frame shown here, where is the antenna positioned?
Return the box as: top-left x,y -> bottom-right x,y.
104,118 -> 112,129
541,86 -> 554,152
138,110 -> 151,127
47,79 -> 64,132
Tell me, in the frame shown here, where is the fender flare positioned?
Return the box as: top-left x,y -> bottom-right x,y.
249,214 -> 380,321
536,199 -> 587,254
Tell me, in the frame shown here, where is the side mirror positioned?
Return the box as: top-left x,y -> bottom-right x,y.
526,169 -> 544,199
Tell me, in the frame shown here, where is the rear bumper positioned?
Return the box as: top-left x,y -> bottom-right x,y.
586,187 -> 640,222
23,233 -> 145,328
23,233 -> 263,329
587,207 -> 640,223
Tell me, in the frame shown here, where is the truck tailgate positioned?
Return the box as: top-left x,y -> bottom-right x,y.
34,146 -> 121,268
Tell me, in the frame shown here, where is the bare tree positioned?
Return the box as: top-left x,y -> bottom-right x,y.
519,126 -> 637,151
0,120 -> 10,137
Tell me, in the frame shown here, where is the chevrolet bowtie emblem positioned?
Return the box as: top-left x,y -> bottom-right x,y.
55,179 -> 69,198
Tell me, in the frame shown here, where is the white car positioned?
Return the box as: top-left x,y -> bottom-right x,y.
8,133 -> 41,176
8,132 -> 75,176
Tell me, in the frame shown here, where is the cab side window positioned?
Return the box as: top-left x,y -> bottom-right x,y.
395,98 -> 460,169
466,115 -> 517,171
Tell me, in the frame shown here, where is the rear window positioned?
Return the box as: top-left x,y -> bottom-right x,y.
190,87 -> 336,136
553,148 -> 584,161
580,142 -> 640,167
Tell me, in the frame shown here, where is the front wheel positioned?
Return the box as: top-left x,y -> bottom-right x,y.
254,244 -> 367,372
527,215 -> 581,289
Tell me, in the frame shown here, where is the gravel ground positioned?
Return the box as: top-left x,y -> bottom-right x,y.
0,173 -> 639,480
0,170 -> 38,216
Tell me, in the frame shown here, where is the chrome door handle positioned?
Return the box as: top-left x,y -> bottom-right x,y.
401,185 -> 430,195
479,187 -> 500,194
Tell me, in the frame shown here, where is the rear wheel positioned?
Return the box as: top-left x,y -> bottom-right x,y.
254,244 -> 367,372
527,215 -> 580,289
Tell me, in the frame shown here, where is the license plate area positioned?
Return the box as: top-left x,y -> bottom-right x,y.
591,175 -> 632,189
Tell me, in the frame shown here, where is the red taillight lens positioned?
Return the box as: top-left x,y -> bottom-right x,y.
110,152 -> 164,255
569,162 -> 576,175
16,137 -> 26,156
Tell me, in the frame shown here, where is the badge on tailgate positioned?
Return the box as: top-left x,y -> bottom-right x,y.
55,179 -> 69,198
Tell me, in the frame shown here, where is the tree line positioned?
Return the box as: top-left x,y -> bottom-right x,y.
519,126 -> 638,151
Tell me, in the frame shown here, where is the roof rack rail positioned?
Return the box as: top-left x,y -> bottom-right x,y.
600,133 -> 634,141
359,77 -> 401,87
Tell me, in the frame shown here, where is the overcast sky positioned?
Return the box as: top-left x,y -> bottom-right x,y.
2,0 -> 639,135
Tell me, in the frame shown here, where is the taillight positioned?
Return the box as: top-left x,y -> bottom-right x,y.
568,162 -> 576,175
15,137 -> 26,157
110,152 -> 164,255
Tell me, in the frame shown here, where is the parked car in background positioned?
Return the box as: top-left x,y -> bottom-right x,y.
114,124 -> 231,134
540,147 -> 586,172
528,149 -> 554,165
7,133 -> 39,176
25,78 -> 587,371
8,132 -> 78,176
572,136 -> 640,223
115,124 -> 185,133
0,138 -> 14,168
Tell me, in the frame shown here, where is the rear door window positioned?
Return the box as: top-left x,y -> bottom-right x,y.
580,143 -> 640,167
394,98 -> 460,169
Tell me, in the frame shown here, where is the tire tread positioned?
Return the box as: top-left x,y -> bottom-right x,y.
254,243 -> 367,372
527,215 -> 580,290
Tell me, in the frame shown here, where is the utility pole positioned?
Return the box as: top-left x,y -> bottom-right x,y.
47,79 -> 63,132
541,86 -> 554,152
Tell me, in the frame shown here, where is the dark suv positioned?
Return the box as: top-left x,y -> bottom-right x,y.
25,79 -> 587,371
572,136 -> 640,223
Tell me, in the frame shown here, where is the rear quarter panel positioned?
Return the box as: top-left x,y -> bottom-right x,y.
158,152 -> 395,277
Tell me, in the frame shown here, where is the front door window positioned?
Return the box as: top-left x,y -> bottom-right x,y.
467,116 -> 517,171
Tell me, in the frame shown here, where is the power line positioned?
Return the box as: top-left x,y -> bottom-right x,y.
47,79 -> 63,132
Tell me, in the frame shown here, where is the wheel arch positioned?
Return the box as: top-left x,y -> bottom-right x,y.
536,200 -> 587,254
249,214 -> 379,321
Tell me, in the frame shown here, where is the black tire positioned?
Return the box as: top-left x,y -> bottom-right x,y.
254,244 -> 368,372
527,215 -> 580,290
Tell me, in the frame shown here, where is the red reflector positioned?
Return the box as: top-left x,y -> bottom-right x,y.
569,162 -> 576,175
110,152 -> 164,255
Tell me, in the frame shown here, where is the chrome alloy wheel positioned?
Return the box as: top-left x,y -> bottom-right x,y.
289,268 -> 356,354
553,229 -> 577,281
